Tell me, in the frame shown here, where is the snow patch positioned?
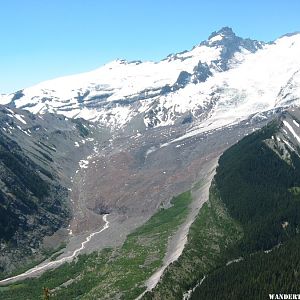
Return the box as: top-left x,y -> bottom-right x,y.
283,139 -> 293,150
145,146 -> 156,158
209,34 -> 223,43
79,160 -> 89,169
14,114 -> 27,124
283,120 -> 300,143
293,119 -> 300,127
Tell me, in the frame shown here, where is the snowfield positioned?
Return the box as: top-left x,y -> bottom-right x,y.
1,29 -> 300,132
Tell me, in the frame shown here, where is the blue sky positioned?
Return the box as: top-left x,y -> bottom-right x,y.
1,0 -> 300,94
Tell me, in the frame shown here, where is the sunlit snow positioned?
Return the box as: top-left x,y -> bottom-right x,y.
2,33 -> 300,132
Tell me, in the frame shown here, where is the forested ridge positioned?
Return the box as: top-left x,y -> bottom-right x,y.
192,120 -> 300,299
147,120 -> 300,300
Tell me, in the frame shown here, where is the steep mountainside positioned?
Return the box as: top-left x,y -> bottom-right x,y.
144,107 -> 300,299
0,105 -> 108,276
0,129 -> 69,274
192,108 -> 300,299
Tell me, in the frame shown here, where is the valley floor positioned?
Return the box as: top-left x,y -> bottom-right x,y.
0,111 -> 269,298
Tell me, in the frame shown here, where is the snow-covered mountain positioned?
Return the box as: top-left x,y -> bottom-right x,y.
1,27 -> 300,132
2,26 -> 300,288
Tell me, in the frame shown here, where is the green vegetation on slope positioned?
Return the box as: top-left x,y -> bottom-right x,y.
214,121 -> 300,254
191,120 -> 300,299
0,191 -> 192,300
143,183 -> 242,299
146,120 -> 300,300
192,235 -> 300,300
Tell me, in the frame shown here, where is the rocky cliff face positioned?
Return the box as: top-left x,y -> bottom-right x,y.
0,105 -> 109,275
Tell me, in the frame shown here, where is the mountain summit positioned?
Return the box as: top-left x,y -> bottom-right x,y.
1,28 -> 299,133
208,26 -> 236,39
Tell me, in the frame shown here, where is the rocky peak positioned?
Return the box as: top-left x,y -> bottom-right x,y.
208,26 -> 236,40
200,27 -> 265,71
